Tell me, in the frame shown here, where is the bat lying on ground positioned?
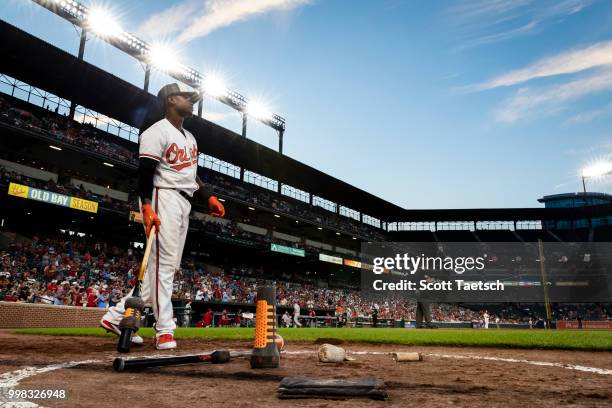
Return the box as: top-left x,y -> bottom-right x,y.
113,350 -> 251,372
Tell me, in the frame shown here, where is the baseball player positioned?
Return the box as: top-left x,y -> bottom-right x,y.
293,301 -> 302,327
101,83 -> 225,350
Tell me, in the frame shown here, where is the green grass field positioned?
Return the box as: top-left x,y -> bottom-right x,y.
12,327 -> 612,351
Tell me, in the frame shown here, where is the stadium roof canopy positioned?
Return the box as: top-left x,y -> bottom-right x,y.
393,205 -> 612,223
3,20 -> 612,225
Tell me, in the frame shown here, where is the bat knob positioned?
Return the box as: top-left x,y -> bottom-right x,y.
211,350 -> 231,364
113,357 -> 126,372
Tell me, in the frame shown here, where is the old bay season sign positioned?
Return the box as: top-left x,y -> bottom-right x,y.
8,182 -> 98,214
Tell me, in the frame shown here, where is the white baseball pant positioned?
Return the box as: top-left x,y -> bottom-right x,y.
103,188 -> 191,336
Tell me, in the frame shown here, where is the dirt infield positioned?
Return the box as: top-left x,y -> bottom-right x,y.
1,331 -> 611,407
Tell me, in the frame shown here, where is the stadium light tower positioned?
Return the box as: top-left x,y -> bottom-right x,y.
581,161 -> 612,193
247,99 -> 273,122
201,74 -> 227,99
86,7 -> 121,39
30,0 -> 287,153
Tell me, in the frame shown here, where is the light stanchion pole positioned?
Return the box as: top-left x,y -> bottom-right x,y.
144,65 -> 150,92
69,27 -> 88,120
537,239 -> 552,329
242,112 -> 247,138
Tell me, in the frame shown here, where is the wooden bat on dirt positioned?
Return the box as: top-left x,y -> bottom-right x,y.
113,350 -> 252,372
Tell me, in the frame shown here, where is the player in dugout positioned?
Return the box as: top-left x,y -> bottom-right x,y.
100,83 -> 225,350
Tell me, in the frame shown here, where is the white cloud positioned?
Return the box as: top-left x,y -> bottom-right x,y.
137,1 -> 201,40
469,40 -> 612,91
138,0 -> 311,46
565,101 -> 612,125
461,20 -> 538,49
449,0 -> 533,20
176,0 -> 310,44
495,69 -> 612,122
450,0 -> 594,50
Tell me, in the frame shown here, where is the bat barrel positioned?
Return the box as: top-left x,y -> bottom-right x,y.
117,328 -> 134,354
112,350 -> 231,372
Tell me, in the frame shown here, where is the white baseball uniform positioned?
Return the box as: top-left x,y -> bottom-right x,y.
103,118 -> 199,336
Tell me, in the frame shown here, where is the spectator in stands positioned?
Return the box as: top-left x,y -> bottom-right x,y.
218,309 -> 230,326
234,309 -> 242,327
73,287 -> 84,307
39,289 -> 54,304
308,309 -> 317,327
96,289 -> 109,308
86,287 -> 97,308
371,306 -> 378,328
109,289 -> 122,307
200,308 -> 214,328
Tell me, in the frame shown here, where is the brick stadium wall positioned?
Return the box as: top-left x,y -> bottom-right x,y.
0,302 -> 106,328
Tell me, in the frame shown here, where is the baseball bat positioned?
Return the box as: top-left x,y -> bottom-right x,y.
112,350 -> 251,372
117,226 -> 156,353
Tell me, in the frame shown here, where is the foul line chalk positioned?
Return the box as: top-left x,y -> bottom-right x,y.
425,353 -> 612,376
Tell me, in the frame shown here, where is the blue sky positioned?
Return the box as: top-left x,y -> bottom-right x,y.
3,0 -> 612,209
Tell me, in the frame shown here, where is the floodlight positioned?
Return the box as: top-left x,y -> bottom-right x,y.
201,74 -> 227,98
148,44 -> 179,73
246,99 -> 272,121
87,7 -> 121,38
32,0 -> 286,141
581,161 -> 612,178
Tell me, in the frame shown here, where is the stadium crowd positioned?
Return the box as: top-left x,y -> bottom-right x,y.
0,95 -> 138,166
2,231 -> 609,325
206,173 -> 387,241
0,231 -> 525,324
